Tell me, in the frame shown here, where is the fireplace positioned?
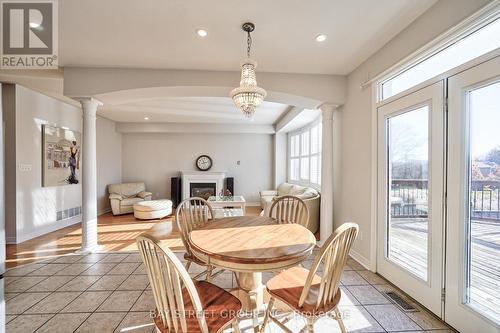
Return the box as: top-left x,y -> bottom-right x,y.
190,182 -> 216,200
181,171 -> 225,200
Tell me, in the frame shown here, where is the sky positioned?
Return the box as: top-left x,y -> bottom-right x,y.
387,80 -> 500,163
470,80 -> 500,160
380,17 -> 500,162
389,105 -> 428,162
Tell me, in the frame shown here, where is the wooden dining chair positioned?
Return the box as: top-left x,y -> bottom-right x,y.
260,222 -> 359,333
175,197 -> 219,281
136,233 -> 242,333
269,195 -> 310,229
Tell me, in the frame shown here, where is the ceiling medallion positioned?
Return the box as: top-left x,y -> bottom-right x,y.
230,22 -> 267,119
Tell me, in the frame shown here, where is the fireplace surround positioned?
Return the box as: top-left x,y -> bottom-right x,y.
181,171 -> 225,200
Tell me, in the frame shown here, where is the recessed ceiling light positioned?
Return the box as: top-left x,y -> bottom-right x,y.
29,22 -> 41,28
144,117 -> 149,120
315,34 -> 327,42
196,29 -> 208,37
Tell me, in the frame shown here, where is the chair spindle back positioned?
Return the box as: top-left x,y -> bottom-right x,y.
269,195 -> 310,229
175,197 -> 214,257
136,234 -> 209,333
299,223 -> 359,309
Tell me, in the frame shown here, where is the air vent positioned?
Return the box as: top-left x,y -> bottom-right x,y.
384,291 -> 418,312
56,206 -> 82,221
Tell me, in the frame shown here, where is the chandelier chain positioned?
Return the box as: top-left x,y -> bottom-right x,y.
247,31 -> 252,58
230,22 -> 266,119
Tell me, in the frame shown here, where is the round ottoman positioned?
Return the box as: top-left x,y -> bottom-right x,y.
133,199 -> 172,220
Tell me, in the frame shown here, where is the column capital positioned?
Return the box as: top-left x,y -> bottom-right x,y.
74,97 -> 103,109
319,103 -> 339,120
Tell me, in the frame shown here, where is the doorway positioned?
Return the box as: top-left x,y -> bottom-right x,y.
377,56 -> 500,332
377,81 -> 445,316
446,56 -> 500,332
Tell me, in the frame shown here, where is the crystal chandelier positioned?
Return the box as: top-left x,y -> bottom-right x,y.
230,22 -> 267,119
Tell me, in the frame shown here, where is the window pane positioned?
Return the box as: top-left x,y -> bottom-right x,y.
288,122 -> 322,187
466,81 -> 500,323
300,157 -> 309,180
382,18 -> 500,100
290,158 -> 300,180
290,136 -> 296,157
387,105 -> 429,281
310,155 -> 319,184
311,125 -> 319,154
301,132 -> 310,156
291,135 -> 300,157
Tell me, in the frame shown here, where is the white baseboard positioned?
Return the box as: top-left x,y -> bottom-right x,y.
349,249 -> 372,271
14,215 -> 82,244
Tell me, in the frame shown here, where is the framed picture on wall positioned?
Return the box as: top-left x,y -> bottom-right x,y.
42,124 -> 81,187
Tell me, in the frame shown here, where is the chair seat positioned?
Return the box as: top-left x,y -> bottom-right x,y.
266,266 -> 341,316
154,281 -> 242,333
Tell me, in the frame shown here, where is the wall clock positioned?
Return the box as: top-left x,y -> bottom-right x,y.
196,155 -> 213,171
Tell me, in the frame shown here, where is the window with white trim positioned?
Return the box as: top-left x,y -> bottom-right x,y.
288,120 -> 322,188
380,16 -> 500,101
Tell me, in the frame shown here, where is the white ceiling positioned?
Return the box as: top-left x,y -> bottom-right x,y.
279,109 -> 322,133
59,0 -> 437,75
2,0 -> 439,127
98,97 -> 290,125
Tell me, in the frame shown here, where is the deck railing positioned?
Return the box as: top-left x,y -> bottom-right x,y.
470,180 -> 500,221
390,179 -> 500,221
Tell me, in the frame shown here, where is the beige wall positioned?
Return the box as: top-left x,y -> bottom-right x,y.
64,68 -> 347,109
2,85 -> 122,243
0,84 -> 5,269
96,116 -> 122,214
273,133 -> 287,188
121,132 -> 273,203
3,84 -> 17,243
7,85 -> 83,243
340,0 -> 492,267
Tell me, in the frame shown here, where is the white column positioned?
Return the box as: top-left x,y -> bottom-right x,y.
319,104 -> 336,244
78,98 -> 102,253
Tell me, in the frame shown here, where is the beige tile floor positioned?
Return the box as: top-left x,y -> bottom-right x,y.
4,251 -> 456,333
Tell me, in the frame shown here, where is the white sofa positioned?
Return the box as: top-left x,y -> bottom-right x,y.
108,182 -> 152,215
260,183 -> 320,233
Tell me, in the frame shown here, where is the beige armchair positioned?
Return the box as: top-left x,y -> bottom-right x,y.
260,182 -> 320,233
108,182 -> 152,215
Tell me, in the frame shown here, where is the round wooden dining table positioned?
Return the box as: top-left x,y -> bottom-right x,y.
189,215 -> 316,332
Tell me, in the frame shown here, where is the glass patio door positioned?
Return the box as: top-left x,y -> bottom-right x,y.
446,56 -> 500,332
377,81 -> 445,316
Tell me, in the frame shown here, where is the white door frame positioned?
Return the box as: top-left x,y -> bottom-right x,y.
446,55 -> 500,332
377,81 -> 445,316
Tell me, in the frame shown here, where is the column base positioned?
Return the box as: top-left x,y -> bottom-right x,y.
75,244 -> 104,255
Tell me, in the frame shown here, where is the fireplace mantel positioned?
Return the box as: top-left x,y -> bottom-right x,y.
181,171 -> 225,200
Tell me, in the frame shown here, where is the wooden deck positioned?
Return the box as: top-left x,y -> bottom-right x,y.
389,218 -> 428,279
389,218 -> 500,322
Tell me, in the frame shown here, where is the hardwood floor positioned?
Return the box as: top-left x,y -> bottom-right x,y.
5,206 -> 263,268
